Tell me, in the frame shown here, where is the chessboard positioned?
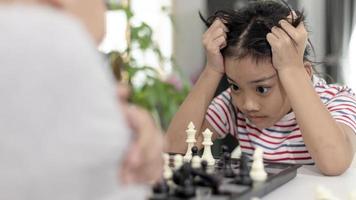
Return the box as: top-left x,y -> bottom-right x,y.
150,153 -> 301,200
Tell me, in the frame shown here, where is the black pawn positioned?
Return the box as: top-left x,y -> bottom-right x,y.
239,153 -> 250,176
223,152 -> 236,178
201,160 -> 208,173
191,146 -> 199,156
233,153 -> 252,185
190,146 -> 199,167
174,168 -> 196,198
218,145 -> 229,168
192,160 -> 208,187
173,163 -> 192,186
221,145 -> 229,155
151,179 -> 170,200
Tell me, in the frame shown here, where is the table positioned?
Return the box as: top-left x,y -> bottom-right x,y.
263,156 -> 356,200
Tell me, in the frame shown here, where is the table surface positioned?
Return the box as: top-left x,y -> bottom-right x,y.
263,156 -> 356,200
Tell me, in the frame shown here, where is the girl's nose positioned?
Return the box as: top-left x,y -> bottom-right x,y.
242,96 -> 260,112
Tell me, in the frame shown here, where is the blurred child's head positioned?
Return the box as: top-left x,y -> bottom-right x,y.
48,0 -> 106,44
202,0 -> 313,128
1,0 -> 107,44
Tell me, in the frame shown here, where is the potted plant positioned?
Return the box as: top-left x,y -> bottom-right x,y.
107,0 -> 191,130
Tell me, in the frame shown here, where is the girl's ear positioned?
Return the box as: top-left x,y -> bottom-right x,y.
304,61 -> 313,79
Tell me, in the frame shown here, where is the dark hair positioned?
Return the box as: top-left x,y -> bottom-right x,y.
200,0 -> 313,63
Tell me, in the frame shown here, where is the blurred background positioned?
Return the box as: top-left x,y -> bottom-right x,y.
101,0 -> 356,133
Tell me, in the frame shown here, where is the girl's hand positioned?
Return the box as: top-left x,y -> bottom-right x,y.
202,19 -> 229,74
266,19 -> 308,72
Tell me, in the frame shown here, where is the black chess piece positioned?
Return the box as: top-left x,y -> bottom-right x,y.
239,153 -> 250,176
232,153 -> 252,185
193,160 -> 208,186
201,160 -> 208,172
191,160 -> 221,194
151,179 -> 170,200
221,145 -> 229,154
173,162 -> 191,186
173,163 -> 196,198
191,146 -> 199,156
223,152 -> 236,178
174,179 -> 196,198
217,145 -> 229,169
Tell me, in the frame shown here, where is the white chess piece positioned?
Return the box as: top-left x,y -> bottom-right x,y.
249,147 -> 267,182
231,145 -> 242,159
183,122 -> 197,162
174,154 -> 183,170
163,153 -> 172,180
250,197 -> 261,200
201,128 -> 215,166
315,185 -> 339,200
191,154 -> 202,169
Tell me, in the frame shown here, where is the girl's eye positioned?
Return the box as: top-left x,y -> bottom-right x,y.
230,84 -> 239,92
256,86 -> 270,94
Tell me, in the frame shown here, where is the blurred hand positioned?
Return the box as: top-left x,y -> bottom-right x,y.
117,83 -> 164,184
117,82 -> 131,102
202,19 -> 228,74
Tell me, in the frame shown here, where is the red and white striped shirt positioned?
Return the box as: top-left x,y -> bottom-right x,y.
206,76 -> 356,165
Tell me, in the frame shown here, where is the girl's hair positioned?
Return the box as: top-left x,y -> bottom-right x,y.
200,0 -> 313,63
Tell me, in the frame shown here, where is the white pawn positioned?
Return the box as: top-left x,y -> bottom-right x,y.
249,147 -> 267,182
163,153 -> 172,180
231,145 -> 242,159
201,128 -> 215,166
315,185 -> 339,200
251,197 -> 261,200
174,154 -> 184,170
191,154 -> 202,169
183,122 -> 197,162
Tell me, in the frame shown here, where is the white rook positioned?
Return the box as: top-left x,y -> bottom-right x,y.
183,122 -> 197,162
201,128 -> 215,166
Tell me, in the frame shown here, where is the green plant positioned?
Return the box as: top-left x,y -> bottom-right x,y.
107,0 -> 191,130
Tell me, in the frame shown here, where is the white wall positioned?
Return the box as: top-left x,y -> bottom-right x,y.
172,0 -> 206,80
298,0 -> 326,73
345,2 -> 356,90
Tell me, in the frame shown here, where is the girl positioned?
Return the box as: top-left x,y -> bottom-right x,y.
166,0 -> 356,175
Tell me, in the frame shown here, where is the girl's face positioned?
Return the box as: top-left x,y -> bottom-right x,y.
225,56 -> 291,129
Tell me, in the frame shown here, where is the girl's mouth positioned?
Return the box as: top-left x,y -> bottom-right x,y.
247,115 -> 268,123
